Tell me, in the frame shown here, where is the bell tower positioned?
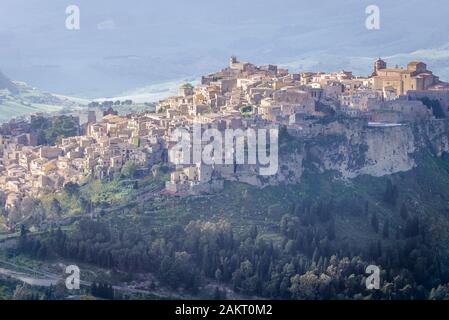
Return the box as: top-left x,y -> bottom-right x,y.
229,56 -> 238,68
373,58 -> 386,76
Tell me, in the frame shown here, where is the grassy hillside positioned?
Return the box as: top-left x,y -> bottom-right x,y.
0,93 -> 63,122
0,81 -> 85,122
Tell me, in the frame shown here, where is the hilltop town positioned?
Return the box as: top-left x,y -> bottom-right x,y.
1,57 -> 449,213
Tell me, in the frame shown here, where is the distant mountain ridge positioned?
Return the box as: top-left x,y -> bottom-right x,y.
0,71 -> 19,95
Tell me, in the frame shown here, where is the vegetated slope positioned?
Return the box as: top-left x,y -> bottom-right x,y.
139,148 -> 449,251
10,146 -> 449,299
0,96 -> 63,122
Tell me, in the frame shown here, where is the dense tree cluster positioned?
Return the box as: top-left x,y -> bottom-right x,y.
30,115 -> 79,145
91,282 -> 114,299
383,180 -> 399,206
419,97 -> 445,119
15,198 -> 449,300
6,281 -> 79,300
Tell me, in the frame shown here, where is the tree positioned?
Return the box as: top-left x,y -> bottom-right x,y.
371,213 -> 379,233
289,272 -> 320,299
429,284 -> 449,300
121,160 -> 137,179
215,269 -> 223,283
383,180 -> 398,206
20,197 -> 36,214
404,216 -> 420,238
50,198 -> 62,217
17,224 -> 28,251
213,287 -> 221,300
91,282 -> 114,299
327,219 -> 336,240
43,115 -> 79,145
400,203 -> 409,220
382,220 -> 390,239
36,130 -> 46,145
420,97 -> 445,119
13,285 -> 30,300
64,182 -> 80,196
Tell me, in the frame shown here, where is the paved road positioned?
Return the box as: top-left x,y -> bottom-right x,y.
0,259 -> 162,296
0,267 -> 59,286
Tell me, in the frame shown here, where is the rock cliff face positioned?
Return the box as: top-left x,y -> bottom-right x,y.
413,119 -> 449,156
309,125 -> 416,178
237,119 -> 449,187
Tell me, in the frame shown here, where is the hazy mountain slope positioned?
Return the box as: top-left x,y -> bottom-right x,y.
1,0 -> 449,98
0,71 -> 18,95
0,73 -> 84,122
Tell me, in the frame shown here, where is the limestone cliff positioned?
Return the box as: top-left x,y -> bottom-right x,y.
237,118 -> 449,187
308,125 -> 416,178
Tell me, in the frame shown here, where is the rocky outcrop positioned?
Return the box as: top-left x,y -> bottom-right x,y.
303,119 -> 449,180
309,125 -> 416,178
236,118 -> 449,188
412,119 -> 449,156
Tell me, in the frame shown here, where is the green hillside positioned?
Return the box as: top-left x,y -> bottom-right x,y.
0,75 -> 82,122
4,147 -> 449,299
0,92 -> 63,122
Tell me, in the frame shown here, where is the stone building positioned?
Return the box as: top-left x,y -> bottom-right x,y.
372,59 -> 439,96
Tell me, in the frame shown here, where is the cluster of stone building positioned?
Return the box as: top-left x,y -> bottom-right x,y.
0,112 -> 163,209
157,57 -> 449,194
1,57 -> 449,208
